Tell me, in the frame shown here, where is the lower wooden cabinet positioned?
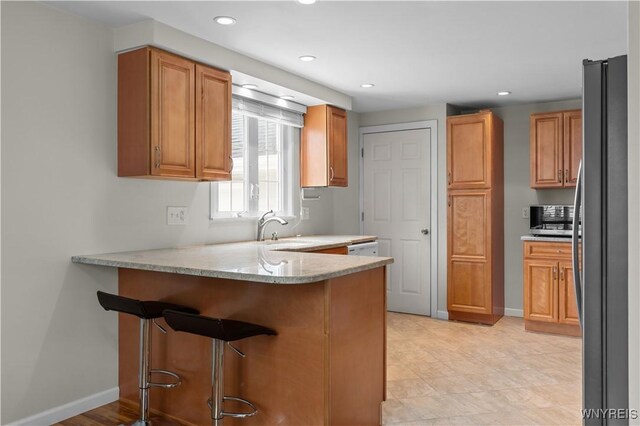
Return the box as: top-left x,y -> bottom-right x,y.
523,259 -> 558,323
559,261 -> 580,325
311,246 -> 348,255
523,241 -> 581,336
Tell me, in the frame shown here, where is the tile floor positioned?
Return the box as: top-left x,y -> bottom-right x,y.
383,313 -> 582,425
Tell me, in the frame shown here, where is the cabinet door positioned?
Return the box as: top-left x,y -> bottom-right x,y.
530,112 -> 563,188
563,110 -> 582,187
195,64 -> 232,181
150,49 -> 195,178
559,261 -> 580,325
447,190 -> 492,314
447,114 -> 492,189
523,260 -> 558,322
328,106 -> 348,187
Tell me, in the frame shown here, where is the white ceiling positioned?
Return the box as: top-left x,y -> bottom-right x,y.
49,1 -> 628,113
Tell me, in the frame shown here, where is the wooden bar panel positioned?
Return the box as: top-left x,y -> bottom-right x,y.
329,267 -> 385,425
119,269 -> 326,425
118,266 -> 386,425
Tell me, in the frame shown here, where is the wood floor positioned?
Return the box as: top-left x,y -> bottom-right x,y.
57,314 -> 581,426
53,399 -> 191,426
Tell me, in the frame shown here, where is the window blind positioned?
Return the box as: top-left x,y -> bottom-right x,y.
232,96 -> 305,128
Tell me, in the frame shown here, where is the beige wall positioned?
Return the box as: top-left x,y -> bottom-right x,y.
332,112 -> 362,235
628,0 -> 640,418
492,99 -> 581,313
0,2 -> 342,423
360,104 -> 449,315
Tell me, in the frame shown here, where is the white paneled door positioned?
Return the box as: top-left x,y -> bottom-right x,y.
363,129 -> 431,315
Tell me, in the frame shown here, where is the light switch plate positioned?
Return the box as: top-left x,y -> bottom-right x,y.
301,207 -> 310,220
167,206 -> 188,225
522,208 -> 529,219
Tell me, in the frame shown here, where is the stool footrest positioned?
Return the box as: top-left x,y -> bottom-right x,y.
148,369 -> 181,388
207,396 -> 258,419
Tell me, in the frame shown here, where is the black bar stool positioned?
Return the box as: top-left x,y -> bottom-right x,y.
97,291 -> 199,426
163,310 -> 277,426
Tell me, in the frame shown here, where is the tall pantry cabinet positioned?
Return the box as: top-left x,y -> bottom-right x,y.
447,111 -> 504,325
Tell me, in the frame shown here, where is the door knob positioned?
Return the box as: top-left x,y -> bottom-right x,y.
421,228 -> 429,235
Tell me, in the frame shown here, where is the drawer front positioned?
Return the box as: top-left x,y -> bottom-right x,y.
524,241 -> 572,260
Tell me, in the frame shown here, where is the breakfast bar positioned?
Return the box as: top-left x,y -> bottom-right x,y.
73,237 -> 392,425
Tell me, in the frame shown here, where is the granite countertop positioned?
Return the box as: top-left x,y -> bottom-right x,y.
521,235 -> 575,243
71,235 -> 392,285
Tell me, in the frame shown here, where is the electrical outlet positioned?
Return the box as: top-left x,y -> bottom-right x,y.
167,206 -> 188,225
522,208 -> 529,219
301,207 -> 310,221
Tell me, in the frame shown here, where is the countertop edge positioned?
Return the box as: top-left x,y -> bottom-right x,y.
520,235 -> 576,243
271,236 -> 377,252
71,255 -> 394,285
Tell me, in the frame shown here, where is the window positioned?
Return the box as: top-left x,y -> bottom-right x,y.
211,112 -> 298,218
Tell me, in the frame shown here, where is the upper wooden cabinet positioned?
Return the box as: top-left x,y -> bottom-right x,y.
447,112 -> 496,189
195,64 -> 232,180
447,111 -> 504,326
530,109 -> 582,188
301,105 -> 348,187
118,47 -> 232,181
563,110 -> 582,186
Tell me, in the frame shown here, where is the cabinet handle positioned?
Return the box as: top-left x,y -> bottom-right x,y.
560,268 -> 564,280
558,169 -> 562,183
565,169 -> 569,183
329,166 -> 335,181
448,172 -> 452,185
448,196 -> 451,207
553,265 -> 558,279
154,146 -> 161,169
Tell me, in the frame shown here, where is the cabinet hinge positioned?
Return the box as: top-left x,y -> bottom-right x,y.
361,212 -> 364,221
361,148 -> 364,158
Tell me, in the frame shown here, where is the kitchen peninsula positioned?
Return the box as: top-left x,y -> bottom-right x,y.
72,236 -> 392,425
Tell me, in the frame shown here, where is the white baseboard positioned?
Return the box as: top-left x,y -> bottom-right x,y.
7,387 -> 119,426
436,310 -> 449,320
504,308 -> 524,318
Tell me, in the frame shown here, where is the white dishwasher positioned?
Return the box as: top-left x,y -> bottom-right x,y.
347,241 -> 379,256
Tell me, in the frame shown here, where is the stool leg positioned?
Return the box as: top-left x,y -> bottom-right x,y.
211,339 -> 225,426
134,318 -> 151,426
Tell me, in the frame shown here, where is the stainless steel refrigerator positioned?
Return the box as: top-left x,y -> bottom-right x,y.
574,55 -> 628,424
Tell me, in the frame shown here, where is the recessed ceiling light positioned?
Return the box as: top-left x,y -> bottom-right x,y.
299,55 -> 316,62
298,0 -> 317,4
497,91 -> 511,96
280,95 -> 295,100
361,83 -> 375,88
214,16 -> 236,25
242,84 -> 258,90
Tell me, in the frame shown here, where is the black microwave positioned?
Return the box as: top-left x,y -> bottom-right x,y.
529,205 -> 580,237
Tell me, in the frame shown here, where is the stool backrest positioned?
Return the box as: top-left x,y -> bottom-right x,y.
97,291 -> 145,318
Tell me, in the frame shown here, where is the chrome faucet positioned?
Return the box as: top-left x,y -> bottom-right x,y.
257,210 -> 288,241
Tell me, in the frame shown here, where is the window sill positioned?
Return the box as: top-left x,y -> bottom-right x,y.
209,215 -> 297,222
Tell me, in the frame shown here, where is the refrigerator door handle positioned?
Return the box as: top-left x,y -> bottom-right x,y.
572,160 -> 583,327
